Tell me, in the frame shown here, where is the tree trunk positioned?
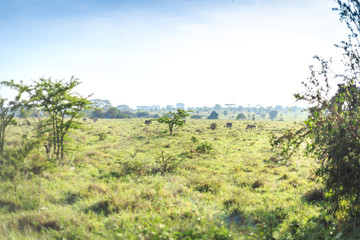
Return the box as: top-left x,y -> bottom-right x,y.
60,135 -> 64,160
169,125 -> 173,135
0,126 -> 5,156
44,138 -> 52,159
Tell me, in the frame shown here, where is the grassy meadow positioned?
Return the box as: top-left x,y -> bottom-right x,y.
0,118 -> 332,239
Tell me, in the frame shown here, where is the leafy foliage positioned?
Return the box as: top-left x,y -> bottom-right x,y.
271,0 -> 360,221
196,141 -> 212,154
0,80 -> 28,156
155,150 -> 184,174
29,77 -> 91,160
157,109 -> 191,135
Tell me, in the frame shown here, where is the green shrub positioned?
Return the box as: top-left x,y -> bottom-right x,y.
210,123 -> 217,130
97,131 -> 107,141
156,150 -> 184,174
196,142 -> 212,154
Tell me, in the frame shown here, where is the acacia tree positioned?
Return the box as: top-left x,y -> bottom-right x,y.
158,109 -> 190,135
0,80 -> 28,157
271,0 -> 360,220
269,110 -> 278,121
30,77 -> 91,160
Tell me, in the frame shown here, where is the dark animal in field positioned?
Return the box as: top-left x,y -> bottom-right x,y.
83,118 -> 87,121
92,118 -> 98,123
226,123 -> 232,129
145,120 -> 152,125
246,124 -> 256,130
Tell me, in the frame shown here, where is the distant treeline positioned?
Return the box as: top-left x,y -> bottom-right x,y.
87,99 -> 305,120
90,107 -> 159,119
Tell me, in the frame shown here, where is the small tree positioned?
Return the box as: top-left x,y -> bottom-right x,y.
236,113 -> 246,120
0,80 -> 28,156
207,111 -> 219,119
30,77 -> 92,160
158,109 -> 190,135
269,110 -> 278,121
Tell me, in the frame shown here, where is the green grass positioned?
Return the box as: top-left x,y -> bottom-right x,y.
0,119 -> 337,239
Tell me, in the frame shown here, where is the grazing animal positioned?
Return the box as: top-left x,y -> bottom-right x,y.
246,124 -> 256,130
145,120 -> 152,125
83,117 -> 87,121
92,118 -> 98,123
226,122 -> 232,129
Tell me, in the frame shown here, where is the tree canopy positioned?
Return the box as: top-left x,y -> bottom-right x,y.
158,109 -> 190,135
29,77 -> 92,160
0,80 -> 29,156
207,111 -> 219,120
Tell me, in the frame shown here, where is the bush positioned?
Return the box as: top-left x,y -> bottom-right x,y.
97,131 -> 107,141
210,123 -> 217,130
196,142 -> 212,154
156,150 -> 184,174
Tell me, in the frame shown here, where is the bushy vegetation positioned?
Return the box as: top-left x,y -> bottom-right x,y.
272,0 -> 360,229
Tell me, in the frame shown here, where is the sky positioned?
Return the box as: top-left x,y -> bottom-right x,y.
0,0 -> 349,108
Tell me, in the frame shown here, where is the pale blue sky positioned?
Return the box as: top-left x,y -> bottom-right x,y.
0,0 -> 348,108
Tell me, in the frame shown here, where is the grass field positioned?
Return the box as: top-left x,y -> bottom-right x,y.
0,119 -> 334,239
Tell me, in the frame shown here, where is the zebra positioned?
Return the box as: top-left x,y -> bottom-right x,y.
246,124 -> 256,130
